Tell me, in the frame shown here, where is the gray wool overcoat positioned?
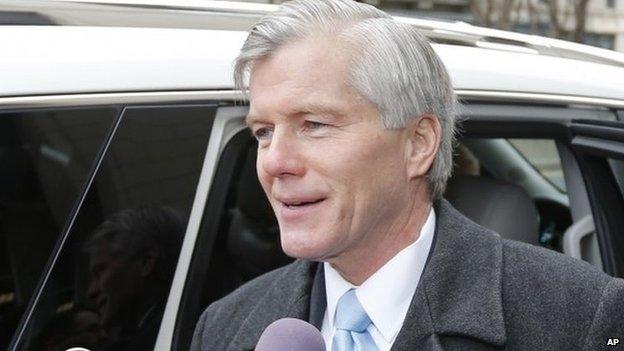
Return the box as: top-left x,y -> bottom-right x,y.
191,200 -> 624,350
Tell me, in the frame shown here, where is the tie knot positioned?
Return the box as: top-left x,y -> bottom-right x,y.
334,289 -> 371,333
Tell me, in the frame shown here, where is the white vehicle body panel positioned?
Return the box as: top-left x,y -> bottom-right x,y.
1,26 -> 245,96
436,45 -> 624,100
2,25 -> 624,103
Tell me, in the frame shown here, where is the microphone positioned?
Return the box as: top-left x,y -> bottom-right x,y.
255,318 -> 326,351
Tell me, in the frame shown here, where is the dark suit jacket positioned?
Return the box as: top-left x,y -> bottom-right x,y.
191,200 -> 624,350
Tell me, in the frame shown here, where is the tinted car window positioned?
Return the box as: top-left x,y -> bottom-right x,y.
0,108 -> 118,350
14,105 -> 216,351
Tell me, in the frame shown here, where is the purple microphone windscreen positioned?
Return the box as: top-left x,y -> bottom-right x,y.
255,318 -> 326,351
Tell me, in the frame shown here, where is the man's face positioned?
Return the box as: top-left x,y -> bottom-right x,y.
247,36 -> 418,263
87,246 -> 143,326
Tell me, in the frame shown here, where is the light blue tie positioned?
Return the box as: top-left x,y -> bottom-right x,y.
332,289 -> 378,351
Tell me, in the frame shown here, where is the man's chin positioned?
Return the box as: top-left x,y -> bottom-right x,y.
281,243 -> 322,261
281,242 -> 336,262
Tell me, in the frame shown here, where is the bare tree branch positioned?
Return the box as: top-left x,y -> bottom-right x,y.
497,0 -> 515,30
547,0 -> 563,38
527,0 -> 539,34
574,0 -> 589,42
470,0 -> 494,26
469,0 -> 588,43
486,0 -> 496,26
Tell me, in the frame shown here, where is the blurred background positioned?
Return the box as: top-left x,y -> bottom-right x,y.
1,0 -> 622,51
237,0 -> 624,51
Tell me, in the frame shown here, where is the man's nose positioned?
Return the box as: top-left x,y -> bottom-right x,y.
260,128 -> 305,178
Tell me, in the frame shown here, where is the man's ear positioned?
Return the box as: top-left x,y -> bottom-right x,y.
405,114 -> 441,179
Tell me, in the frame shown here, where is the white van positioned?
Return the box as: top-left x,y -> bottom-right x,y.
1,1 -> 623,350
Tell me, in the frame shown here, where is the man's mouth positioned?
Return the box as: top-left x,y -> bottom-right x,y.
276,196 -> 327,220
282,198 -> 325,208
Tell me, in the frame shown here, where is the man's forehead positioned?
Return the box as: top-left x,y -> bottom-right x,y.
244,36 -> 365,126
248,35 -> 353,90
260,34 -> 352,67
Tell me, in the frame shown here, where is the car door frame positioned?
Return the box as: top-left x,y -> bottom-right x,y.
154,104 -> 248,351
167,94 -> 624,350
568,119 -> 624,277
156,95 -> 624,347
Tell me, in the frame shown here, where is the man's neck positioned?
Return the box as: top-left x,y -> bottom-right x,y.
328,202 -> 432,285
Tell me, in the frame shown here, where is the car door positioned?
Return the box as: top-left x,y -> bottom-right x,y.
568,119 -> 624,278
8,102 -> 221,351
164,102 -> 624,351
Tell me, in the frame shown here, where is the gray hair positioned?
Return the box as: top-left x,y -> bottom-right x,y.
84,206 -> 184,286
234,0 -> 458,200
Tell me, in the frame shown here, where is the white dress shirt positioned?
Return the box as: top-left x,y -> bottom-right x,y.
320,208 -> 436,351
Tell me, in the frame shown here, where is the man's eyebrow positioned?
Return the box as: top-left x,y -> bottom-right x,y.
291,103 -> 347,119
244,103 -> 347,127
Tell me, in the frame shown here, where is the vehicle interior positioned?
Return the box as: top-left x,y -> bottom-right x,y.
206,134 -> 574,286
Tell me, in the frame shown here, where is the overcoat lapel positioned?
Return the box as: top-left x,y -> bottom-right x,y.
226,260 -> 317,351
391,200 -> 507,350
308,263 -> 327,329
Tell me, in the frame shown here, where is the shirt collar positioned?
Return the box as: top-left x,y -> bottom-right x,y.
324,208 -> 436,342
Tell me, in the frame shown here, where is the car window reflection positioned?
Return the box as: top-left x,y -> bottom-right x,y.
83,207 -> 183,350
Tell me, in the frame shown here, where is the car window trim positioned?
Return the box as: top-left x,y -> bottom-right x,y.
0,91 -> 240,109
2,90 -> 623,111
570,121 -> 624,277
153,106 -> 248,351
456,90 -> 624,110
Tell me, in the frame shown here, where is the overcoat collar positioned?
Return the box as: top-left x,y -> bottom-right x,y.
225,259 -> 318,351
390,199 -> 506,350
227,200 -> 506,350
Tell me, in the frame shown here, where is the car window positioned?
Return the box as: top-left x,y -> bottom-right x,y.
454,138 -> 572,252
508,139 -> 566,192
0,107 -> 118,350
13,105 -> 216,351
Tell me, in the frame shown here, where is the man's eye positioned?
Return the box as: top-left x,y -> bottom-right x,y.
304,121 -> 328,131
253,127 -> 272,140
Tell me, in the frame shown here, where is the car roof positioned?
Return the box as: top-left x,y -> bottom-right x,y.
1,26 -> 245,96
2,1 -> 624,104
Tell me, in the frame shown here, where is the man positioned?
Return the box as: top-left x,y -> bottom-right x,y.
85,206 -> 183,350
192,0 -> 624,350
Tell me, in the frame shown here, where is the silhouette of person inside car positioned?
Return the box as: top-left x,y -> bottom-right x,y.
84,206 -> 184,351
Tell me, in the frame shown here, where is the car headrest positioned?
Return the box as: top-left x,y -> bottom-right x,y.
234,148 -> 276,227
445,175 -> 540,245
227,146 -> 291,279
